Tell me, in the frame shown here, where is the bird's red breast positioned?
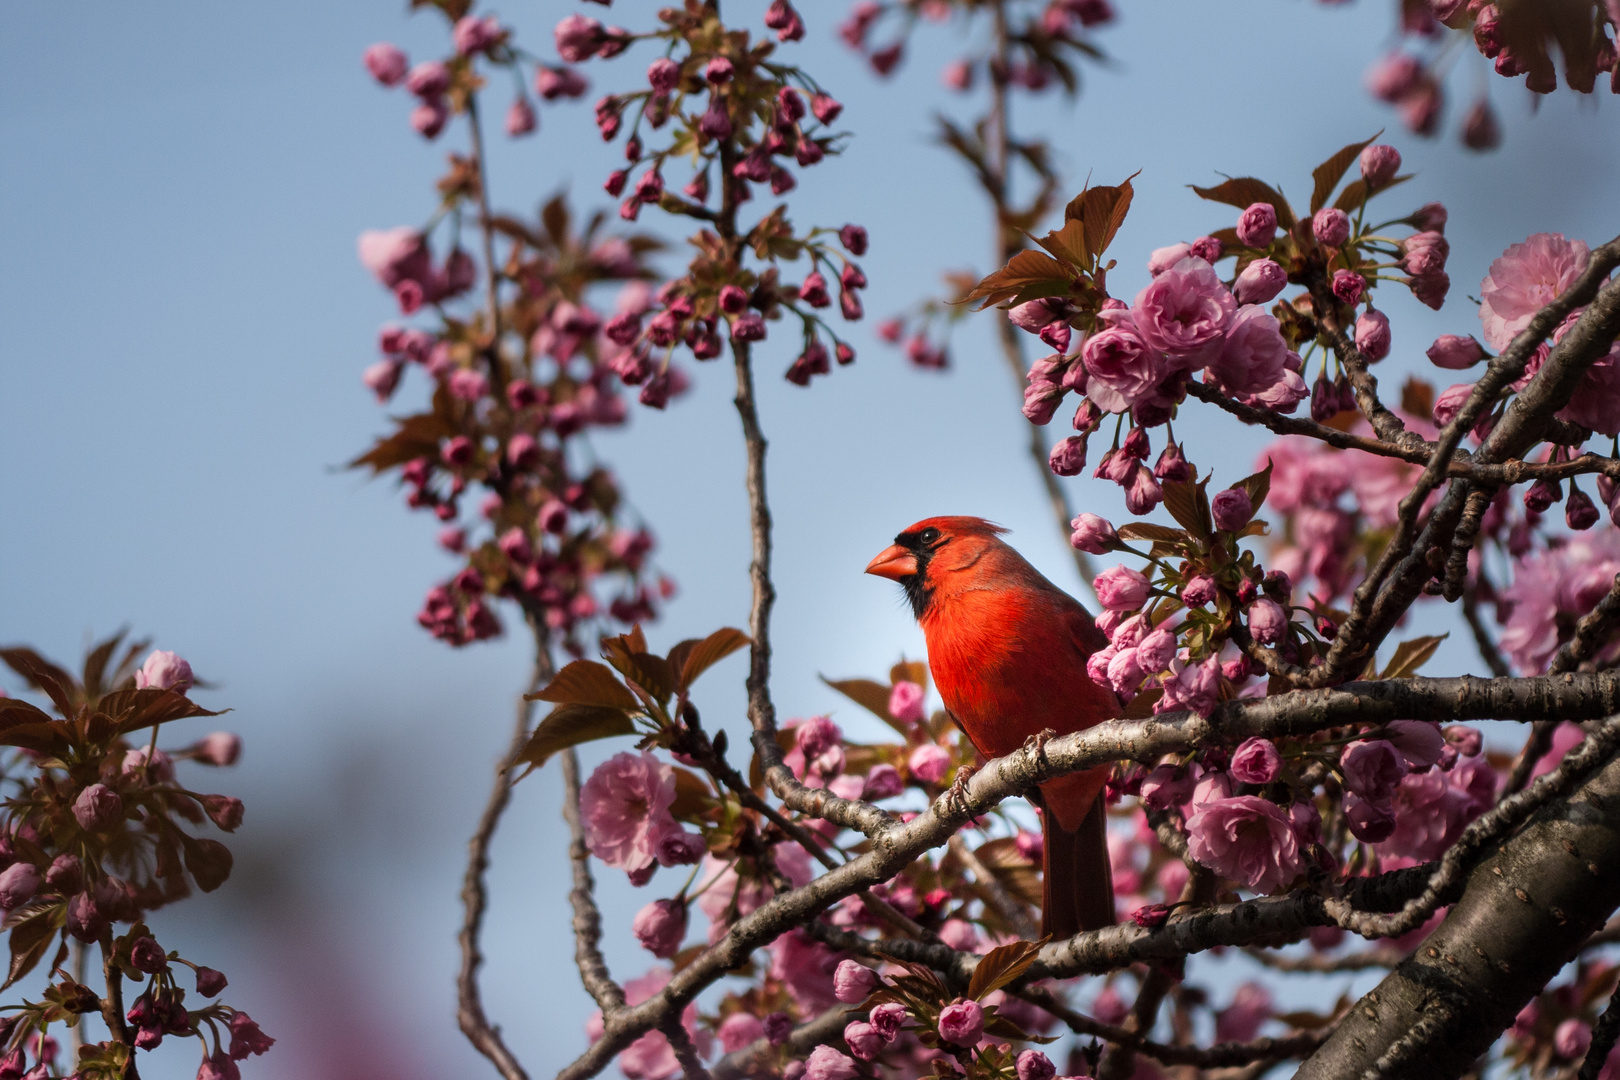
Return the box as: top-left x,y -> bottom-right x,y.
866,516 -> 1117,829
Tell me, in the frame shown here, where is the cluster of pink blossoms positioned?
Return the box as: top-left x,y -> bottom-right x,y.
549,4 -> 870,392
839,0 -> 1114,86
364,14 -> 587,143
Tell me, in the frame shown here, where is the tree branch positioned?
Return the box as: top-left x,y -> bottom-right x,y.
562,746 -> 625,1014
1296,722 -> 1620,1079
1552,573 -> 1620,675
456,625 -> 553,1080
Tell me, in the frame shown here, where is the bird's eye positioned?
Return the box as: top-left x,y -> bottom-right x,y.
917,527 -> 941,545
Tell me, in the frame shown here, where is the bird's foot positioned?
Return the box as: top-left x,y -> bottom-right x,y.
1024,728 -> 1057,777
945,764 -> 978,818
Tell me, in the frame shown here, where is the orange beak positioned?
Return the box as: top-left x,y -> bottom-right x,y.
865,543 -> 917,581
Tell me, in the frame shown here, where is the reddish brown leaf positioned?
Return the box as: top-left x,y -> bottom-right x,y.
963,250 -> 1073,310
3,905 -> 58,990
525,660 -> 639,710
822,677 -> 913,737
518,704 -> 637,769
181,835 -> 233,893
101,689 -> 225,737
348,412 -> 457,473
667,628 -> 750,692
966,940 -> 1045,1001
1311,134 -> 1379,214
1189,178 -> 1295,229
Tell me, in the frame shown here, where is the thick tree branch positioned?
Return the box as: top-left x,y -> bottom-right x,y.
1297,724 -> 1620,1079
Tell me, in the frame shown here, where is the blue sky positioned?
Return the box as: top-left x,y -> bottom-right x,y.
4,1 -> 1620,1076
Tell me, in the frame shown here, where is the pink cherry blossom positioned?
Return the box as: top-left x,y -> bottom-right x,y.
136,650 -> 194,692
1215,982 -> 1273,1042
1340,740 -> 1405,802
908,743 -> 951,783
888,680 -> 925,723
1376,760 -> 1495,865
1079,318 -> 1163,414
1131,257 -> 1236,364
1235,202 -> 1278,248
1234,258 -> 1287,305
580,752 -> 682,879
1479,233 -> 1591,351
1157,655 -> 1222,718
1206,305 -> 1290,396
1230,738 -> 1281,784
769,929 -> 841,1011
1185,794 -> 1307,893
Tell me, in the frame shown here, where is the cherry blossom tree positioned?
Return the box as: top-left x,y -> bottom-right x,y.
335,3 -> 1620,1080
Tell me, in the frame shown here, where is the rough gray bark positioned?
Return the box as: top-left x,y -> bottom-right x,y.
1297,742 -> 1620,1079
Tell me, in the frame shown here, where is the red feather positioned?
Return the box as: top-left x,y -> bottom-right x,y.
868,516 -> 1118,937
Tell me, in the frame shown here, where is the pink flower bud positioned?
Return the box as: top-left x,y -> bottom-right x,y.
1189,235 -> 1223,263
130,936 -> 168,974
833,960 -> 879,1004
907,743 -> 951,784
363,43 -> 409,86
1366,51 -> 1423,101
1445,725 -> 1482,757
195,967 -> 228,997
136,650 -> 194,693
1312,208 -> 1350,248
410,99 -> 448,139
937,1000 -> 984,1046
228,1012 -> 275,1059
535,66 -> 587,101
843,1020 -> 884,1060
1568,489 -> 1600,530
862,764 -> 903,801
1462,97 -> 1501,151
454,15 -> 503,56
704,56 -> 735,83
805,1046 -> 858,1080
45,854 -> 82,894
646,58 -> 681,94
1136,626 -> 1176,673
631,898 -> 687,958
66,893 -> 105,943
202,795 -> 244,832
1331,269 -> 1365,306
405,60 -> 450,98
839,225 -> 870,256
1069,513 -> 1117,554
1211,488 -> 1253,531
1182,575 -> 1216,606
1354,309 -> 1391,362
1411,202 -> 1448,233
731,311 -> 767,342
1359,144 -> 1401,185
1408,271 -> 1450,310
1230,738 -> 1281,784
1094,565 -> 1150,611
1426,334 -> 1485,369
887,681 -> 925,723
73,784 -> 122,832
1048,435 -> 1088,476
554,14 -> 604,63
1234,258 -> 1287,304
718,284 -> 749,314
1247,598 -> 1288,644
763,1012 -> 794,1045
1235,202 -> 1278,248
122,745 -> 174,783
505,98 -> 537,137
1554,1018 -> 1591,1060
0,864 -> 39,909
1147,243 -> 1192,276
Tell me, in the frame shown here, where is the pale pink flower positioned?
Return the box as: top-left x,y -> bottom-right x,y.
805,1045 -> 859,1080
1185,794 -> 1306,892
1479,233 -> 1591,350
1206,305 -> 1289,396
1229,738 -> 1280,784
1376,761 -> 1495,864
1500,528 -> 1620,673
1233,258 -> 1287,305
363,43 -> 409,86
1386,720 -> 1445,769
1557,355 -> 1620,436
1432,382 -> 1474,428
1135,626 -> 1176,674
1070,513 -> 1117,554
1080,319 -> 1163,414
1140,764 -> 1193,809
136,650 -> 193,693
833,960 -> 879,1003
1340,740 -> 1405,802
937,1000 -> 984,1046
1157,656 -> 1222,718
580,752 -> 680,879
357,227 -> 429,288
1132,257 -> 1235,364
1531,722 -> 1587,780
908,743 -> 952,784
1147,243 -> 1192,276
1359,144 -> 1401,185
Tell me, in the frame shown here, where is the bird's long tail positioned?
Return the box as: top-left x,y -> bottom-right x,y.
1040,790 -> 1115,939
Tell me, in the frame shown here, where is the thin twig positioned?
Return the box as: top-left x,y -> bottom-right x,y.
1244,946 -> 1405,973
100,936 -> 140,1080
464,94 -> 502,344
1551,574 -> 1620,675
457,623 -> 552,1080
562,745 -> 626,1014
1503,721 -> 1559,798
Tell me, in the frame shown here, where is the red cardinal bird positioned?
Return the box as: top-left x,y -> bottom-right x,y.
866,515 -> 1118,938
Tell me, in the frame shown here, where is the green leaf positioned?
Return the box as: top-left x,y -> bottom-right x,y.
518,704 -> 636,768
1310,133 -> 1379,214
525,660 -> 639,710
1381,634 -> 1447,679
1189,178 -> 1295,229
666,628 -> 751,692
966,940 -> 1044,1001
